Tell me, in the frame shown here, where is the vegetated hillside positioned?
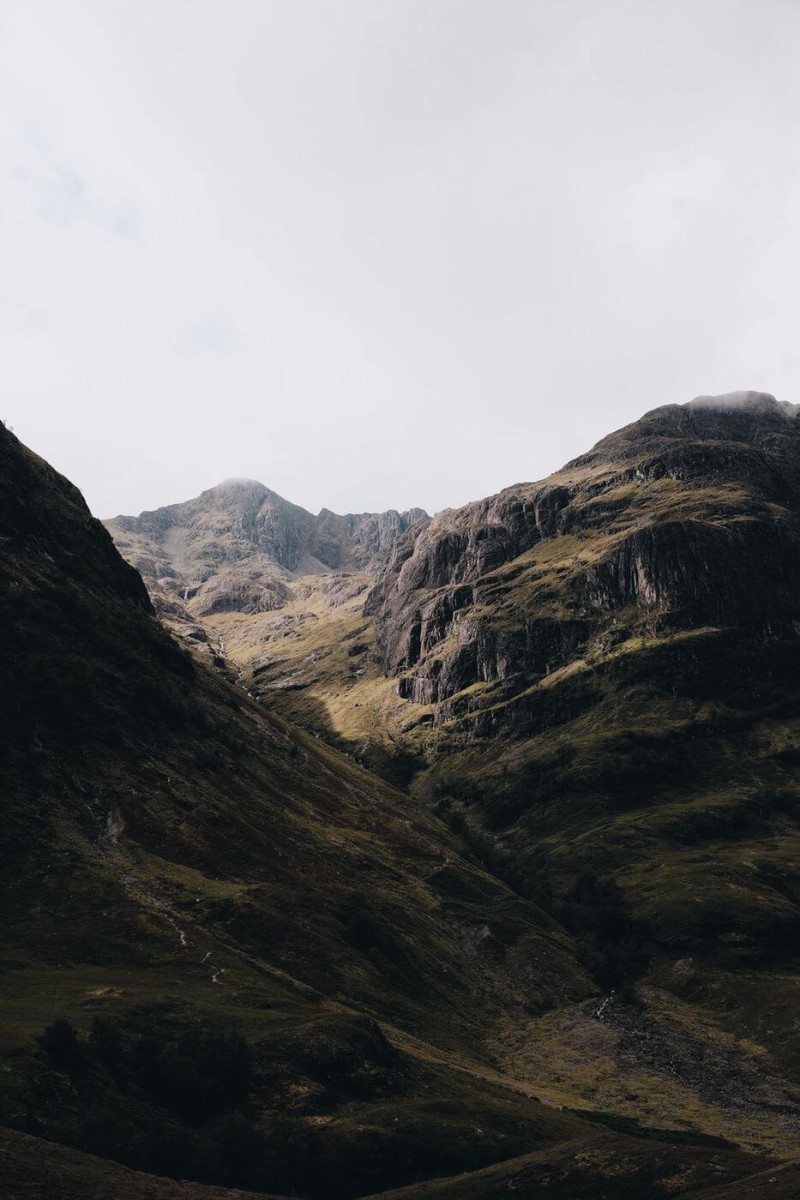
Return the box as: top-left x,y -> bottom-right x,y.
0,419 -> 595,1196
360,391 -> 800,1123
6,423 -> 778,1198
107,392 -> 800,1170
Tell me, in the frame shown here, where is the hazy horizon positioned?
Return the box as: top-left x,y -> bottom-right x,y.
3,1 -> 800,519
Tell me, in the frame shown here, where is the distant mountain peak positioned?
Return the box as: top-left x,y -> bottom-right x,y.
211,476 -> 271,494
105,479 -> 429,618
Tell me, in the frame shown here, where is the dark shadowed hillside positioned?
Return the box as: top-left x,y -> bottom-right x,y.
0,420 -> 593,1197
7,401 -> 800,1198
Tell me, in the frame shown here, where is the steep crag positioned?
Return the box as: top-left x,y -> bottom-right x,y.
368,393 -> 800,710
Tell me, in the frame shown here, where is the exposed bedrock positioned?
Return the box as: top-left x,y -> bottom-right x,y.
368,394 -> 800,714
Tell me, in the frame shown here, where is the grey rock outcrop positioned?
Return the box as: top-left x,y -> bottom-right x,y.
105,479 -> 428,625
367,393 -> 800,711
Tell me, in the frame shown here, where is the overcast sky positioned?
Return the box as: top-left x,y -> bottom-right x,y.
2,1 -> 800,519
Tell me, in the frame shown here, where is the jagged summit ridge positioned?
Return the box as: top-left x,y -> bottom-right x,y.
105,480 -> 429,618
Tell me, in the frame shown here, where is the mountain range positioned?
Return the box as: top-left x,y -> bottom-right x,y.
3,391 -> 800,1198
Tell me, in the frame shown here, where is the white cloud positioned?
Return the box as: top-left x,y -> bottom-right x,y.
2,0 -> 800,519
9,127 -> 139,237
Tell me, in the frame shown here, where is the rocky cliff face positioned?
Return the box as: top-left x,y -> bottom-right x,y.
358,392 -> 800,1101
368,392 -> 800,709
105,480 -> 427,620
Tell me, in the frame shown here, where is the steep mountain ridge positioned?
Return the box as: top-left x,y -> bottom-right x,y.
368,391 -> 800,710
355,392 -> 800,1118
106,479 -> 427,621
103,392 -> 800,1173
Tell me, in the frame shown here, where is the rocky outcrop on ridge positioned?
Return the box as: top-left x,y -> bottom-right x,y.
105,479 -> 427,620
367,392 -> 800,709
